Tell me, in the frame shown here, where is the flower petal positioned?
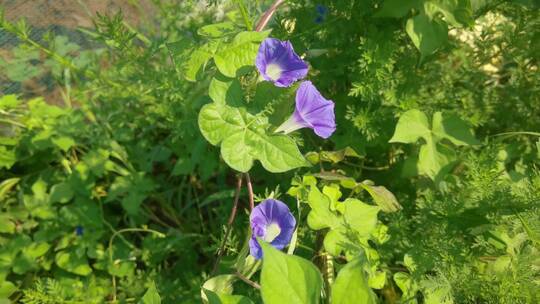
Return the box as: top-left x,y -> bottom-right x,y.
249,199 -> 297,259
295,81 -> 336,138
255,38 -> 308,87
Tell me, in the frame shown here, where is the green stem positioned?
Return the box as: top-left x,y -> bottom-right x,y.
234,0 -> 253,31
491,131 -> 540,138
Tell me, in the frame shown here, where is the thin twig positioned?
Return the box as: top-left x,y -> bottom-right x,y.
212,175 -> 243,274
255,0 -> 286,32
236,271 -> 261,289
244,173 -> 255,210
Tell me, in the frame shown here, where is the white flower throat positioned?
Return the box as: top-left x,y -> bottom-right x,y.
265,63 -> 282,81
263,222 -> 281,242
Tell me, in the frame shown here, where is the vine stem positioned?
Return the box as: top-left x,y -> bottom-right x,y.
210,0 -> 283,280
212,175 -> 243,275
236,271 -> 261,289
255,0 -> 286,32
244,173 -> 255,210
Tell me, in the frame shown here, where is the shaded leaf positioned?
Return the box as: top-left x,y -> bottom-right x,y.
259,240 -> 323,304
406,13 -> 448,56
331,258 -> 376,304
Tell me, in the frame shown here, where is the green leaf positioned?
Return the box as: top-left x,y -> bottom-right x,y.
198,22 -> 237,38
361,183 -> 402,213
0,146 -> 16,170
0,178 -> 19,201
375,0 -> 422,18
394,272 -> 418,303
0,94 -> 20,110
49,182 -> 74,204
213,31 -> 269,78
55,250 -> 92,276
306,186 -> 342,230
171,157 -> 194,176
342,199 -> 380,237
389,109 -> 430,143
431,112 -> 480,146
425,0 -> 473,27
417,139 -> 454,179
331,258 -> 376,304
0,215 -> 15,234
198,103 -> 307,172
201,275 -> 236,300
405,13 -> 448,56
51,136 -> 75,151
139,281 -> 161,304
323,230 -> 349,257
259,239 -> 323,304
0,281 -> 16,298
184,40 -> 221,81
390,110 -> 476,180
203,289 -> 254,304
209,74 -> 244,106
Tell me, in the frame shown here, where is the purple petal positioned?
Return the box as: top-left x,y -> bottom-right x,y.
249,199 -> 297,259
255,38 -> 308,87
294,81 -> 336,138
275,81 -> 336,138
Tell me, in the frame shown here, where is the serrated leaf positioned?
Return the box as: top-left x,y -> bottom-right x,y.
198,103 -> 307,173
259,239 -> 323,304
331,258 -> 377,304
406,13 -> 448,56
389,109 -> 430,143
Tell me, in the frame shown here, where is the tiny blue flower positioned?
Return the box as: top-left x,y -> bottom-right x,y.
255,38 -> 309,88
75,226 -> 84,236
249,199 -> 296,259
315,4 -> 329,24
275,81 -> 336,139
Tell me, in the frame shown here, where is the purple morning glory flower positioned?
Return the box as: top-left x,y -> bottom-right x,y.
249,199 -> 296,259
255,38 -> 309,88
275,81 -> 336,139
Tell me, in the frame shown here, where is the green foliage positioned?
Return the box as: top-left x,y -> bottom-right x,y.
1,0 -> 539,303
331,258 -> 376,304
259,240 -> 323,304
390,109 -> 479,179
198,103 -> 307,172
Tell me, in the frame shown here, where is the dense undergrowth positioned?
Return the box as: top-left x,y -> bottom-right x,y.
0,0 -> 539,303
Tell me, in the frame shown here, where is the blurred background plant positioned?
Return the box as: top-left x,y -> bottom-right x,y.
0,0 -> 539,303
